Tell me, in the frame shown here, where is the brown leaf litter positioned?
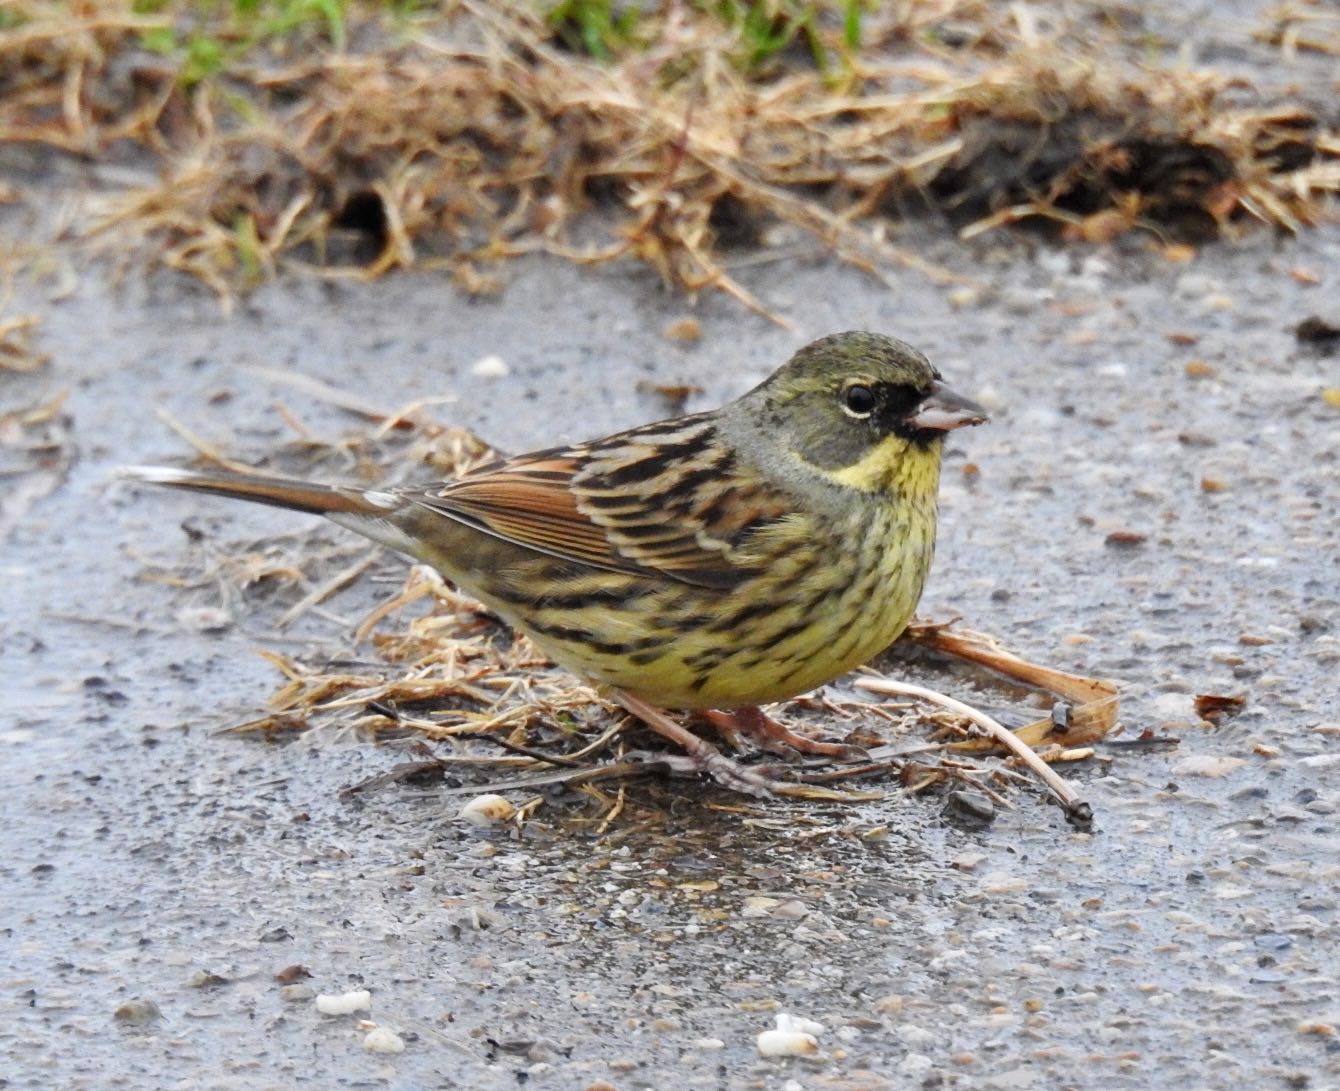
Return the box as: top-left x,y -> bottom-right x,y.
232,572 -> 1116,819
2,1 -> 1338,317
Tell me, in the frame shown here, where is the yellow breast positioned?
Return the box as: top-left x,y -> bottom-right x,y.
511,435 -> 944,708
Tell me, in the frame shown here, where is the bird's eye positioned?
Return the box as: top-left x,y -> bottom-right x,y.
842,383 -> 876,418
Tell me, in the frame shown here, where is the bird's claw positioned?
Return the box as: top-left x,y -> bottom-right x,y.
699,707 -> 867,762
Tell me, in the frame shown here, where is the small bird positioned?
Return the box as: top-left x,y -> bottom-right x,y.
130,332 -> 986,794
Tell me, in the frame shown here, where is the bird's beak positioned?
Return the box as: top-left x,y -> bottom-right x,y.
908,380 -> 989,431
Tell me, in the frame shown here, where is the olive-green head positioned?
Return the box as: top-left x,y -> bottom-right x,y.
738,331 -> 987,473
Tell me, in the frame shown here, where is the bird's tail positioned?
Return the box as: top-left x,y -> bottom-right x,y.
122,465 -> 395,517
123,464 -> 423,557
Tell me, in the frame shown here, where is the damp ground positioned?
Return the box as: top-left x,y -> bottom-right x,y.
4,212 -> 1339,1088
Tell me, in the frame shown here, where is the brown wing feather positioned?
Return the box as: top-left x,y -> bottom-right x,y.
420,456 -> 632,574
406,416 -> 793,589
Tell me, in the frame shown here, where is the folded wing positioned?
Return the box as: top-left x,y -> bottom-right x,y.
410,416 -> 791,589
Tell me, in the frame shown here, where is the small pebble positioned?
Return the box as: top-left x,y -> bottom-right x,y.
1297,1022 -> 1336,1036
757,1012 -> 825,1056
896,1023 -> 937,1047
175,606 -> 232,633
1172,755 -> 1246,778
898,1053 -> 934,1076
363,1026 -> 406,1053
757,1029 -> 819,1057
951,851 -> 986,872
458,793 -> 516,826
776,1013 -> 824,1036
945,790 -> 996,825
316,989 -> 372,1015
470,354 -> 510,378
980,871 -> 1028,895
663,317 -> 702,342
113,998 -> 162,1025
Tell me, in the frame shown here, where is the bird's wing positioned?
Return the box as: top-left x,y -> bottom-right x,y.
409,415 -> 791,589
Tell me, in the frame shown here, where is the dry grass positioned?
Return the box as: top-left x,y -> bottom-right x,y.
2,1 -> 1337,314
0,314 -> 48,371
209,552 -> 1118,811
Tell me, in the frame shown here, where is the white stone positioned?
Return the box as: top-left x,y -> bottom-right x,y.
363,1026 -> 405,1053
316,989 -> 371,1015
757,1030 -> 819,1056
470,354 -> 510,378
458,794 -> 516,826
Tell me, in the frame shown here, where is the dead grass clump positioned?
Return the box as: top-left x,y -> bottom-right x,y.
5,1 -> 1335,308
0,3 -> 171,152
220,558 -> 1116,815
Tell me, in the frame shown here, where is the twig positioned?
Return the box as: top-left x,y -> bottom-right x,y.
596,783 -> 627,835
44,609 -> 175,635
475,733 -> 588,769
276,549 -> 380,629
899,623 -> 1119,750
430,758 -> 663,794
354,564 -> 447,641
243,364 -> 412,427
152,409 -> 258,474
855,677 -> 1092,822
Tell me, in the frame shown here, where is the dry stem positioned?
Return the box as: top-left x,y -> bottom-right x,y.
855,677 -> 1091,822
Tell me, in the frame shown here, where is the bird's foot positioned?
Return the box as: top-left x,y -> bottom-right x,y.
612,690 -> 778,797
700,706 -> 868,761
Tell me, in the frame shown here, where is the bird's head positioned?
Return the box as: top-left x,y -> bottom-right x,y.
741,331 -> 988,486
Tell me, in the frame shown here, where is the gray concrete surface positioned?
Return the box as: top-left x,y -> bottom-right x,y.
3,176 -> 1339,1091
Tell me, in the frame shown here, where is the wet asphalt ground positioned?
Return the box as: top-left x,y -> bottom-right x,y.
3,212 -> 1338,1088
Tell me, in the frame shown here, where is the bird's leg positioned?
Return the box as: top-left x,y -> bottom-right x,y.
699,708 -> 794,757
701,706 -> 868,761
698,712 -> 749,752
611,690 -> 775,797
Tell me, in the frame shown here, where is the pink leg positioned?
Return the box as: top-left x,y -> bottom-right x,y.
613,690 -> 775,797
701,706 -> 868,761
